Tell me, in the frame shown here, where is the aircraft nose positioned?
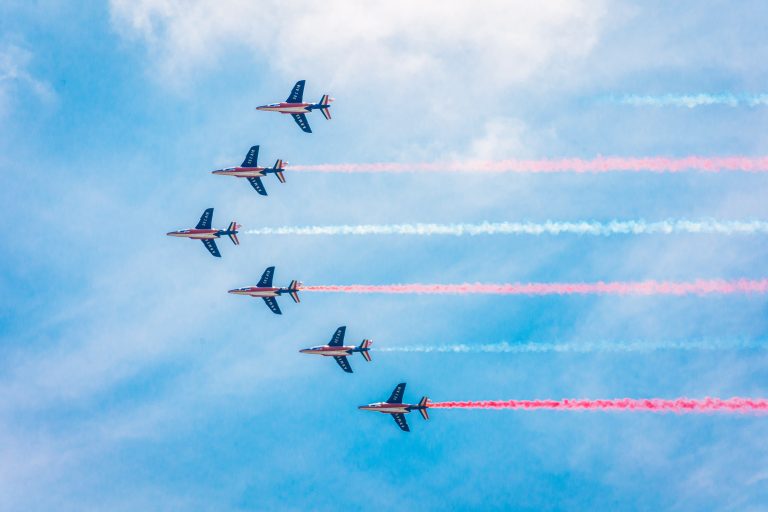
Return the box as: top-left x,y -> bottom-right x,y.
227,289 -> 237,294
299,349 -> 308,354
166,231 -> 177,236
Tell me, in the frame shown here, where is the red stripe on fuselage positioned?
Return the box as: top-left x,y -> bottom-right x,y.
301,345 -> 355,356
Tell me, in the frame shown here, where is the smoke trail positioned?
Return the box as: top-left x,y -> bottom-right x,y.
246,220 -> 768,237
378,339 -> 767,354
290,156 -> 768,174
428,398 -> 768,414
303,279 -> 768,296
612,93 -> 768,108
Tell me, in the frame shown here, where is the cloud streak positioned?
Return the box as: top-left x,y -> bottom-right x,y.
246,220 -> 768,237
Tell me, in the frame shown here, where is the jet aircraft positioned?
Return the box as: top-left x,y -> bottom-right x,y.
211,145 -> 287,196
228,266 -> 301,315
358,383 -> 429,432
166,208 -> 240,258
299,326 -> 372,373
256,80 -> 333,133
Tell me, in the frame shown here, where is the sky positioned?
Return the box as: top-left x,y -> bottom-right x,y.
1,1 -> 768,510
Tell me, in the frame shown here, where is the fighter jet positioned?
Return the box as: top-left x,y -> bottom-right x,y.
211,145 -> 287,196
299,326 -> 372,373
256,80 -> 333,133
228,266 -> 301,315
166,208 -> 240,258
358,383 -> 429,432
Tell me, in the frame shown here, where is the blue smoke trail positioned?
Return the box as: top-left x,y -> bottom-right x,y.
609,93 -> 768,108
378,339 -> 767,354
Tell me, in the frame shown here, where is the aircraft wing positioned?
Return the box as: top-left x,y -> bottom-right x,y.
241,145 -> 259,167
262,297 -> 282,315
196,208 -> 214,229
291,113 -> 312,133
333,356 -> 353,373
329,326 -> 346,347
392,413 -> 410,432
201,239 -> 221,257
248,177 -> 267,196
387,383 -> 406,404
258,266 -> 275,287
286,80 -> 305,103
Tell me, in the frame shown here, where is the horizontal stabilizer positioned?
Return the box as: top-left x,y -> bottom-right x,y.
360,339 -> 372,362
275,170 -> 286,183
418,397 -> 430,420
288,280 -> 301,303
227,222 -> 240,245
319,95 -> 332,120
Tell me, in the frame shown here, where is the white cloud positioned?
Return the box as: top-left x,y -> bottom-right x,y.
109,0 -> 606,94
0,43 -> 55,117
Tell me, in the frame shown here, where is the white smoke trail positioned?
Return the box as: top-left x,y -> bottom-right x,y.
378,339 -> 767,354
246,220 -> 768,237
611,93 -> 768,108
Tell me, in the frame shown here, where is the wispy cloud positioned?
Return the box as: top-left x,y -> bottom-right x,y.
0,43 -> 55,116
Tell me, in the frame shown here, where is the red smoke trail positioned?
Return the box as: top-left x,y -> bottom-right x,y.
303,279 -> 768,296
428,398 -> 768,414
291,156 -> 768,174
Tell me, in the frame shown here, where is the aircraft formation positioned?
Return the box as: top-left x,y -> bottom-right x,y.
167,80 -> 428,432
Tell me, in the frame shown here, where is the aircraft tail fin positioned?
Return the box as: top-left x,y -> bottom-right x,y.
227,222 -> 241,245
288,280 -> 302,303
418,397 -> 430,420
319,95 -> 333,120
271,160 -> 286,183
359,339 -> 372,362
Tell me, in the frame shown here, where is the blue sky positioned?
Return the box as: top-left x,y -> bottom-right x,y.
2,1 -> 768,510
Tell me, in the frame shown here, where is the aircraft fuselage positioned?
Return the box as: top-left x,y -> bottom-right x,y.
256,102 -> 312,114
228,286 -> 287,298
212,167 -> 268,178
299,345 -> 358,357
358,402 -> 417,415
166,228 -> 221,240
